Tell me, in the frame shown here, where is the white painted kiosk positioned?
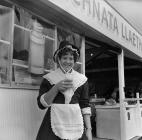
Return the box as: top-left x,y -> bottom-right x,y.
0,0 -> 142,140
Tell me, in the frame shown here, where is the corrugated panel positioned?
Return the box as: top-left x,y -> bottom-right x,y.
0,88 -> 46,140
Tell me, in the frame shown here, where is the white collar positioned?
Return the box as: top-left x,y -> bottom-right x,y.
43,68 -> 87,91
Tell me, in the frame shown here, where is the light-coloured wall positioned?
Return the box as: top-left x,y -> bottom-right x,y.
96,108 -> 121,140
0,88 -> 46,140
96,105 -> 142,140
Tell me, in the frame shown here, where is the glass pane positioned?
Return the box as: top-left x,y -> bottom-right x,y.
14,7 -> 33,30
13,26 -> 30,62
13,8 -> 56,86
0,5 -> 12,42
31,19 -> 55,40
0,42 -> 10,84
44,38 -> 55,70
57,28 -> 81,50
42,22 -> 55,38
12,66 -> 43,86
12,24 -> 55,86
14,7 -> 55,38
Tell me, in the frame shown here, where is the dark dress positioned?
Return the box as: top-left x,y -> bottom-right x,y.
36,78 -> 90,140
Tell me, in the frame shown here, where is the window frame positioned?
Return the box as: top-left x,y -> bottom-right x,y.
0,5 -> 85,89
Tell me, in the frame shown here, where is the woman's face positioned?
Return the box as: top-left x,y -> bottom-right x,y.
59,52 -> 75,72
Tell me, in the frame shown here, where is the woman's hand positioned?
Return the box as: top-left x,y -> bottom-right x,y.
55,79 -> 73,93
85,128 -> 92,140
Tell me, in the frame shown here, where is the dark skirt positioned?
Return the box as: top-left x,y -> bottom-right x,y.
36,108 -> 86,140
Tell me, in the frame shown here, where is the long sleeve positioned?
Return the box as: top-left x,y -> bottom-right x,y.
37,78 -> 53,109
79,81 -> 91,115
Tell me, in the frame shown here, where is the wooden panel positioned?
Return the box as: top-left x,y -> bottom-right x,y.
0,88 -> 46,140
96,108 -> 121,140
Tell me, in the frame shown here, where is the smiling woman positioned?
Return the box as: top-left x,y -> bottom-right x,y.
36,40 -> 92,140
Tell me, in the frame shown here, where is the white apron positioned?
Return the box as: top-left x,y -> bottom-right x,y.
51,104 -> 84,140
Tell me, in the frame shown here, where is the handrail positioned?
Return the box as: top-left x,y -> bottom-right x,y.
124,98 -> 142,101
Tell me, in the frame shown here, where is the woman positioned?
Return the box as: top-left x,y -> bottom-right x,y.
36,40 -> 92,140
105,86 -> 119,105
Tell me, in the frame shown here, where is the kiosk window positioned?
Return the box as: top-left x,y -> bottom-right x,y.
12,7 -> 56,87
0,5 -> 12,85
0,5 -> 84,88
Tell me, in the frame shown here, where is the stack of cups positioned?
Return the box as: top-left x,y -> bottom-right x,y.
29,20 -> 45,74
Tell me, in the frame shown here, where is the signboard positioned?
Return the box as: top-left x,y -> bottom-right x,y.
46,0 -> 142,58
